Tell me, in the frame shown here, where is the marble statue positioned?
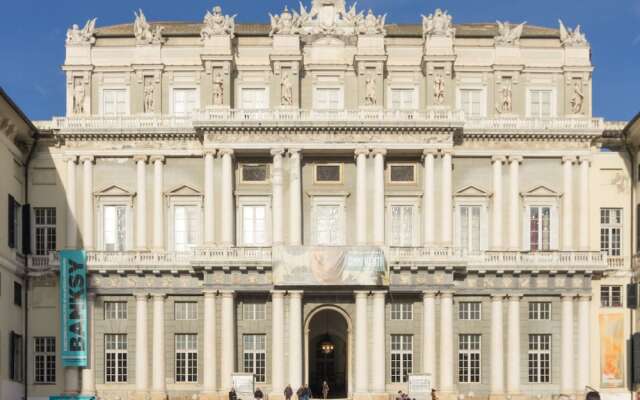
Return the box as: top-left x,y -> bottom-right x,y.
495,21 -> 526,46
422,9 -> 455,38
433,74 -> 446,105
73,78 -> 86,114
201,5 -> 236,39
281,71 -> 294,106
496,81 -> 513,113
570,80 -> 584,114
559,20 -> 588,47
358,9 -> 386,35
364,73 -> 377,106
66,18 -> 97,45
269,6 -> 303,36
134,9 -> 164,45
144,80 -> 155,113
212,72 -> 224,106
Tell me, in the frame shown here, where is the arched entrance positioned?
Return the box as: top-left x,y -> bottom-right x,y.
305,306 -> 351,399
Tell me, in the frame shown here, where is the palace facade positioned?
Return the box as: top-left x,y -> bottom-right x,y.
0,1 -> 637,400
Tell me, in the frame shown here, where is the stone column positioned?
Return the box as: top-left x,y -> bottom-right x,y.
422,291 -> 437,384
271,291 -> 285,398
135,293 -> 149,396
490,295 -> 505,398
492,156 -> 505,250
441,151 -> 453,244
272,149 -> 285,245
151,156 -> 165,251
508,156 -> 522,251
576,295 -> 591,393
423,150 -> 436,245
288,291 -> 303,389
81,292 -> 96,395
202,291 -> 218,398
220,290 -> 236,390
288,149 -> 303,246
354,291 -> 369,395
562,157 -> 575,251
506,294 -> 521,396
151,294 -> 166,400
579,157 -> 590,250
355,148 -> 369,245
220,149 -> 235,246
372,149 -> 386,245
135,156 -> 148,250
371,291 -> 386,393
203,151 -> 215,245
81,156 -> 94,250
560,294 -> 575,394
65,156 -> 78,248
439,292 -> 454,394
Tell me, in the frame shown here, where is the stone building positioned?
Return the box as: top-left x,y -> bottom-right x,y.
2,1 -> 637,400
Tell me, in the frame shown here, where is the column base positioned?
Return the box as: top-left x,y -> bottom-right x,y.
353,394 -> 371,400
269,393 -> 285,400
489,394 -> 507,400
505,394 -> 527,400
131,392 -> 150,400
150,391 -> 168,400
199,393 -> 220,400
437,392 -> 459,400
370,393 -> 390,400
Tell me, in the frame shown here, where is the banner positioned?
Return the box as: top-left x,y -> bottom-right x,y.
59,250 -> 88,367
408,374 -> 432,400
50,396 -> 95,400
599,313 -> 625,388
273,246 -> 386,286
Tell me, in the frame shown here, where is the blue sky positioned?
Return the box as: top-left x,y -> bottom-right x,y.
0,0 -> 638,121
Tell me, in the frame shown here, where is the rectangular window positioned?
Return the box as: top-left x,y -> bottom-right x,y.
528,334 -> 551,383
391,303 -> 413,320
34,337 -> 56,384
460,205 -> 482,254
105,334 -> 127,383
529,206 -> 551,251
8,195 -> 20,250
103,205 -> 127,251
460,89 -> 482,118
458,334 -> 481,383
528,302 -> 551,320
102,89 -> 128,116
390,205 -> 415,247
242,205 -> 267,246
530,90 -> 552,118
243,334 -> 266,383
601,208 -> 622,256
34,208 -> 56,256
241,164 -> 269,183
241,88 -> 268,110
391,88 -> 416,110
9,331 -> 23,382
174,205 -> 200,251
175,334 -> 198,383
314,204 -> 342,245
458,302 -> 481,320
391,335 -> 413,383
314,88 -> 342,110
243,303 -> 266,320
315,164 -> 342,183
173,88 -> 197,116
14,281 -> 22,306
175,302 -> 198,320
104,301 -> 128,320
601,285 -> 623,308
389,164 -> 416,183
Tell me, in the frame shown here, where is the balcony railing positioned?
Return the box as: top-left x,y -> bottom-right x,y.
464,117 -> 605,132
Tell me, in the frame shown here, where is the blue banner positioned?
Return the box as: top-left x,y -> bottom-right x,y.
59,250 -> 88,367
50,396 -> 95,400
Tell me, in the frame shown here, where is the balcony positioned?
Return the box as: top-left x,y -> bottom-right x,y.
464,117 -> 605,135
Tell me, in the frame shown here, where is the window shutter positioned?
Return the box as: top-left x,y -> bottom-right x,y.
8,195 -> 15,249
550,205 -> 559,250
453,205 -> 461,248
9,331 -> 15,380
522,207 -> 530,251
480,206 -> 489,251
22,204 -> 31,255
633,332 -> 640,384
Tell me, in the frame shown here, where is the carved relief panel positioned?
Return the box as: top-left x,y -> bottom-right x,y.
66,70 -> 91,116
274,61 -> 300,108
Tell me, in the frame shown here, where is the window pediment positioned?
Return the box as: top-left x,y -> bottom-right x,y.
165,184 -> 203,199
94,184 -> 135,198
455,185 -> 491,198
521,185 -> 560,198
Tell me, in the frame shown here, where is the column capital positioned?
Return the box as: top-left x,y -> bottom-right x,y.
492,155 -> 507,163
371,290 -> 387,298
151,293 -> 166,300
576,293 -> 592,301
439,149 -> 453,157
422,290 -> 438,298
372,148 -> 388,157
79,155 -> 95,163
491,293 -> 506,300
220,290 -> 236,298
287,290 -> 304,298
288,148 -> 302,157
134,292 -> 149,300
270,289 -> 286,298
270,147 -> 285,157
133,155 -> 148,163
507,293 -> 523,300
203,290 -> 217,298
508,155 -> 523,163
439,290 -> 454,298
219,148 -> 235,157
64,155 -> 78,164
562,155 -> 577,164
354,148 -> 370,158
561,292 -> 578,300
354,290 -> 369,298
579,155 -> 592,165
149,155 -> 165,163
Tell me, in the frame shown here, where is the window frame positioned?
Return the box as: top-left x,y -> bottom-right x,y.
237,196 -> 272,247
528,334 -> 551,383
310,196 -> 347,246
386,197 -> 420,247
388,86 -> 418,110
243,334 -> 267,383
458,333 -> 481,384
390,334 -> 413,383
526,88 -> 557,118
600,208 -> 623,256
313,86 -> 344,110
175,333 -> 198,383
521,192 -> 560,251
10,331 -> 24,382
174,301 -> 198,321
601,285 -> 623,308
33,207 -> 57,256
239,163 -> 270,184
104,301 -> 128,320
456,87 -> 487,118
391,303 -> 413,321
34,336 -> 56,385
100,87 -> 129,116
387,163 -> 417,185
528,302 -> 551,320
458,301 -> 482,321
454,192 -> 490,254
314,163 -> 343,185
238,86 -> 270,110
104,333 -> 128,383
170,86 -> 200,116
243,302 -> 267,321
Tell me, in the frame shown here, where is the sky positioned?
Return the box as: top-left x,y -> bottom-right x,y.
0,0 -> 638,122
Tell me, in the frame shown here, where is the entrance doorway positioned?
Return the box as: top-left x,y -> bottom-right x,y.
306,308 -> 350,399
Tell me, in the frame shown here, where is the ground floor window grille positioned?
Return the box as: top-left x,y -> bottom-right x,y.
34,336 -> 56,384
175,334 -> 198,382
391,334 -> 413,383
105,334 -> 127,383
458,334 -> 481,383
528,334 -> 551,383
243,334 -> 266,382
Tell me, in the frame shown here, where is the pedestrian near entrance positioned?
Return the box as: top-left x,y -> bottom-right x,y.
297,385 -> 305,400
254,387 -> 264,400
229,388 -> 238,400
285,385 -> 294,400
322,381 -> 330,400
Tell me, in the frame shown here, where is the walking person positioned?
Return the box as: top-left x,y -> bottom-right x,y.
297,385 -> 305,400
254,387 -> 264,400
322,381 -> 330,400
284,384 -> 294,400
229,388 -> 238,400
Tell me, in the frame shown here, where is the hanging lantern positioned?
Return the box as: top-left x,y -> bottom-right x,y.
320,334 -> 335,354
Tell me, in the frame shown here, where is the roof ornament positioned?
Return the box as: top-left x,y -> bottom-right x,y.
66,18 -> 97,45
357,9 -> 386,35
422,9 -> 455,39
289,0 -> 384,36
201,5 -> 236,40
133,9 -> 164,45
495,21 -> 526,46
559,20 -> 588,47
269,6 -> 303,36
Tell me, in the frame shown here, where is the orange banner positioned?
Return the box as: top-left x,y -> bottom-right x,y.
599,313 -> 625,388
